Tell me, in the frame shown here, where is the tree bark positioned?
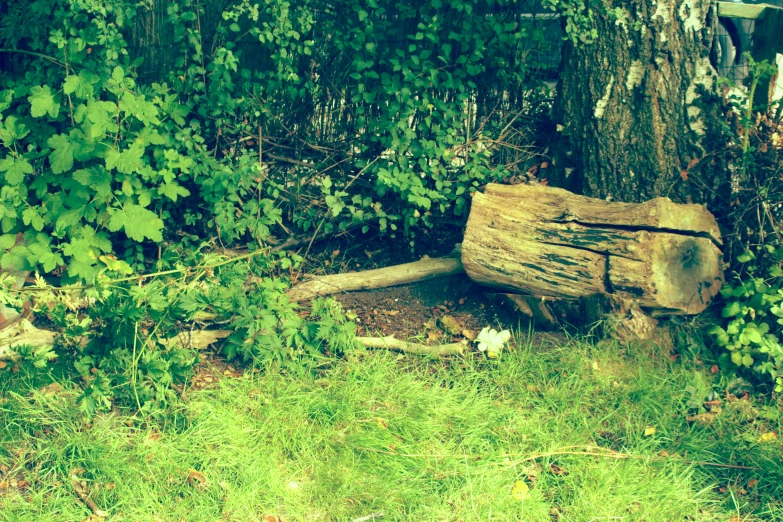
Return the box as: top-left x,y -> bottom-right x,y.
549,0 -> 728,213
462,183 -> 724,315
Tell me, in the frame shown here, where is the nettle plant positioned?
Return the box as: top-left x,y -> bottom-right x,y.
711,248 -> 783,392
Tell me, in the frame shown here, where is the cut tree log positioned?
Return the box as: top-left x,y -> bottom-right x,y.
287,254 -> 464,302
462,183 -> 724,315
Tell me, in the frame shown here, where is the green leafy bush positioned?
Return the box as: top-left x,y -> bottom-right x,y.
711,248 -> 783,392
4,250 -> 359,415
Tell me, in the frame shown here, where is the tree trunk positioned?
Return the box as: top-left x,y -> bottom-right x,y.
549,0 -> 728,212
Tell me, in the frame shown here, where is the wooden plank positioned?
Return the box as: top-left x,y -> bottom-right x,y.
751,7 -> 783,106
717,2 -> 770,20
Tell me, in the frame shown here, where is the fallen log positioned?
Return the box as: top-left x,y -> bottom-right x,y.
287,254 -> 464,302
462,183 -> 724,315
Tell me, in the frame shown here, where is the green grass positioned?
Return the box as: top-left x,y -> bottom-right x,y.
1,335 -> 782,521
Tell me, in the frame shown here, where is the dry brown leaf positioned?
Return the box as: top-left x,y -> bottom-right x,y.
748,479 -> 759,489
686,413 -> 717,424
462,329 -> 476,340
374,417 -> 389,429
187,469 -> 208,489
549,463 -> 567,476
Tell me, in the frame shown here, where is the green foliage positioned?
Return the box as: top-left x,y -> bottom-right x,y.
4,250 -> 359,416
710,248 -> 783,392
543,0 -> 598,45
0,0 -> 548,408
710,53 -> 782,394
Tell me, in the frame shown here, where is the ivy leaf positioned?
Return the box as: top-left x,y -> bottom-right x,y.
0,155 -> 33,185
105,142 -> 145,174
47,133 -> 75,174
107,204 -> 163,242
159,182 -> 191,202
28,85 -> 60,118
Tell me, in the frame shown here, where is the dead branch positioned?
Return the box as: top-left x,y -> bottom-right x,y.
287,254 -> 464,302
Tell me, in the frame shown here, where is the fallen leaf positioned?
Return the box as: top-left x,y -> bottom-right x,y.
375,417 -> 388,429
458,297 -> 466,305
263,516 -> 281,522
439,315 -> 463,335
0,361 -> 7,369
549,463 -> 567,476
710,365 -> 719,374
658,450 -> 670,457
17,479 -> 28,488
686,412 -> 717,424
758,432 -> 778,443
511,480 -> 530,501
381,310 -> 399,316
747,479 -> 759,489
187,469 -> 208,488
461,329 -> 476,340
427,331 -> 442,342
643,426 -> 656,437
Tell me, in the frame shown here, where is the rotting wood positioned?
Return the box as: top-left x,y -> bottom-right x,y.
463,183 -> 724,315
286,254 -> 464,302
488,292 -> 664,343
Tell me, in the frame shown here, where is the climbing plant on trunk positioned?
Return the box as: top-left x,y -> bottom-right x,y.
547,0 -> 728,212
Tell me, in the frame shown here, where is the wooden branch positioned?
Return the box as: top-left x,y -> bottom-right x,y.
286,254 -> 464,302
357,336 -> 466,356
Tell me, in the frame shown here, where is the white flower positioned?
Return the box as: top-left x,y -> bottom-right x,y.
475,327 -> 511,358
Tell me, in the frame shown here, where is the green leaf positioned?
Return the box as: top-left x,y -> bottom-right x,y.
47,133 -> 75,174
86,100 -> 118,138
22,207 -> 45,231
63,74 -> 95,99
107,204 -> 163,242
159,182 -> 191,202
0,155 -> 33,185
744,328 -> 763,344
105,142 -> 145,174
28,85 -> 60,118
722,301 -> 742,318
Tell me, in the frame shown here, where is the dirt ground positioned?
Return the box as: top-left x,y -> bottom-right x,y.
333,274 -> 523,340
